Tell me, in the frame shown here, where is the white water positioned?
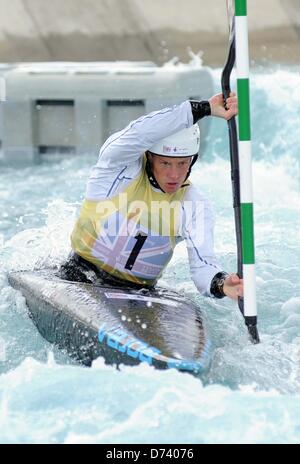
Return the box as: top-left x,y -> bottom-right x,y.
0,67 -> 299,444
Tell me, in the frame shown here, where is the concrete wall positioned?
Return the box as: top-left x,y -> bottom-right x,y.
0,0 -> 299,65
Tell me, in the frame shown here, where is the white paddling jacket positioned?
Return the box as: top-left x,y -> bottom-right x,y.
71,100 -> 223,296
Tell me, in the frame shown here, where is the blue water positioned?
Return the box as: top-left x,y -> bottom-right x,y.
0,67 -> 299,444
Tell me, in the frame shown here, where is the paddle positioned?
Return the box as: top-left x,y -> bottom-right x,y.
221,0 -> 259,343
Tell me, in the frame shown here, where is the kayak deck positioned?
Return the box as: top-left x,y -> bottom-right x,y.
8,269 -> 211,373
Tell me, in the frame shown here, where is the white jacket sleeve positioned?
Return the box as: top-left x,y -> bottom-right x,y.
86,101 -> 193,200
182,185 -> 223,297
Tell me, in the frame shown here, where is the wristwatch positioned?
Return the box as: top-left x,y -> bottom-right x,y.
210,272 -> 229,299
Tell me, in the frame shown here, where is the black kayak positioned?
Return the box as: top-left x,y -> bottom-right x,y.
8,269 -> 211,374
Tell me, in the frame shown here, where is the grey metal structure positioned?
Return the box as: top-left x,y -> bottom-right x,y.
0,62 -> 214,164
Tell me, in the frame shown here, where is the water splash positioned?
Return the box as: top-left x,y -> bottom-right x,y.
0,67 -> 299,444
